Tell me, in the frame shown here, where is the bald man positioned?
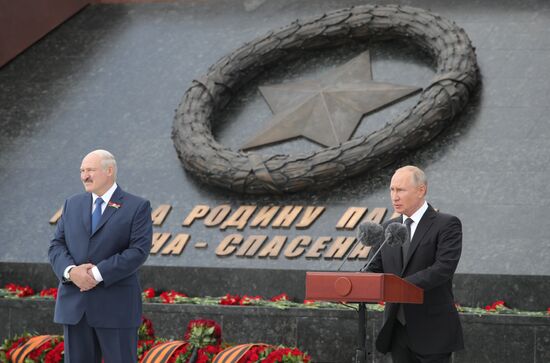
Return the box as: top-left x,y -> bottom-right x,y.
365,166 -> 464,363
49,150 -> 152,363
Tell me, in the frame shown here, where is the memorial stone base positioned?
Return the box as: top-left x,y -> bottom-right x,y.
1,298 -> 548,363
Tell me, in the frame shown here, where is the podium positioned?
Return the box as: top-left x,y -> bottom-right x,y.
305,272 -> 423,304
305,272 -> 423,363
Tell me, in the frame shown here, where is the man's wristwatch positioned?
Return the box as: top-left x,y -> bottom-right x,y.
66,266 -> 75,281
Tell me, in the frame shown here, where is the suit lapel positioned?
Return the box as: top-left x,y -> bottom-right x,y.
91,186 -> 124,237
82,194 -> 92,236
401,205 -> 436,273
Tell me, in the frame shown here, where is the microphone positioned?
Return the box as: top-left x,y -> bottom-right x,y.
336,221 -> 384,271
357,221 -> 384,247
360,222 -> 408,272
385,222 -> 408,247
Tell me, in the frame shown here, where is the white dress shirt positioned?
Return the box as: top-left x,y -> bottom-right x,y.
402,201 -> 428,240
64,182 -> 118,283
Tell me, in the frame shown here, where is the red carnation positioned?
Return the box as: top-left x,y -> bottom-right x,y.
238,345 -> 270,363
5,283 -> 18,292
240,295 -> 262,305
40,288 -> 58,299
196,345 -> 221,363
263,346 -> 311,363
270,293 -> 290,302
142,288 -> 155,299
206,345 -> 221,354
485,300 -> 507,312
159,290 -> 187,304
166,343 -> 189,363
44,341 -> 64,363
185,319 -> 222,341
220,294 -> 241,305
4,283 -> 35,297
29,339 -> 52,360
17,285 -> 35,297
138,316 -> 155,340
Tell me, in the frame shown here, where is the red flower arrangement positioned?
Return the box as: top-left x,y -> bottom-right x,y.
240,295 -> 263,305
0,335 -> 64,363
4,283 -> 35,298
6,281 -> 549,319
1,317 -> 312,363
39,288 -> 58,300
44,341 -> 64,363
28,340 -> 51,361
195,345 -> 222,363
138,316 -> 155,341
485,300 -> 507,312
270,293 -> 290,302
167,343 -> 190,363
220,293 -> 241,305
1,334 -> 32,361
165,343 -> 221,363
141,319 -> 224,363
160,290 -> 187,304
137,339 -> 156,361
185,319 -> 222,348
263,347 -> 311,363
238,345 -> 271,363
142,288 -> 155,299
28,339 -> 59,361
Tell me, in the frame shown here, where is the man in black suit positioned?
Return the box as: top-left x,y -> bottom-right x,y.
366,165 -> 463,363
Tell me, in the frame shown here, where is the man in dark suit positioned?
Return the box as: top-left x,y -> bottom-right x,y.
49,149 -> 152,363
366,165 -> 463,363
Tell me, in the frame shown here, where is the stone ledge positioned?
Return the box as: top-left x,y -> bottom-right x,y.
1,299 -> 548,363
2,262 -> 549,310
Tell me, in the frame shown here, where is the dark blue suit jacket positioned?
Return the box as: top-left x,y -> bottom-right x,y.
48,186 -> 152,328
366,204 -> 464,355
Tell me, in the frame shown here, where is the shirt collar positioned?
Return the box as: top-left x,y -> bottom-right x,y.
92,182 -> 118,206
403,201 -> 428,225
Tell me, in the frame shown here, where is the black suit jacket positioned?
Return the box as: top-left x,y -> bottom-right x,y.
366,204 -> 464,355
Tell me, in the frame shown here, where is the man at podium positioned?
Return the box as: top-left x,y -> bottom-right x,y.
365,166 -> 464,363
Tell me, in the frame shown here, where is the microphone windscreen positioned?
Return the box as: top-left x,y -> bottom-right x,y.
385,222 -> 408,246
357,221 -> 384,247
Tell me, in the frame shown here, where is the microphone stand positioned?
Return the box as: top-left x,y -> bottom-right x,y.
355,226 -> 404,362
352,224 -> 404,363
355,302 -> 367,363
335,238 -> 373,363
360,238 -> 389,272
354,236 -> 392,362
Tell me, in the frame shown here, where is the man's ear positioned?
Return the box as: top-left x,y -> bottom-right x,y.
418,184 -> 427,198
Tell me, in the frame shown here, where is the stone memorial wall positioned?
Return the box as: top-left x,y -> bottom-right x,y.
1,0 -> 549,334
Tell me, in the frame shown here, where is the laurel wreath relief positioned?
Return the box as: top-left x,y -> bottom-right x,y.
172,5 -> 480,194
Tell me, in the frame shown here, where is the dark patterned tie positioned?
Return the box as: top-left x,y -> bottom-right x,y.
91,197 -> 104,233
402,218 -> 414,264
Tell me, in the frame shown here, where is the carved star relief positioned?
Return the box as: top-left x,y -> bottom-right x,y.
241,51 -> 421,150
